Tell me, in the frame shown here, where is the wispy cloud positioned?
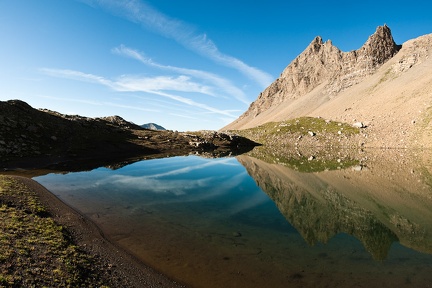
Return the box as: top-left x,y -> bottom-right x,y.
80,0 -> 274,87
147,90 -> 236,117
40,68 -> 213,95
40,68 -> 237,118
40,94 -> 160,113
169,113 -> 198,120
41,68 -> 114,87
115,75 -> 215,95
112,45 -> 250,104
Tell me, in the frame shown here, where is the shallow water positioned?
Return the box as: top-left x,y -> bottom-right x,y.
34,151 -> 432,288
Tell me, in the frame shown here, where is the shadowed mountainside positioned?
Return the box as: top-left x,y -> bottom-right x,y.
0,100 -> 258,171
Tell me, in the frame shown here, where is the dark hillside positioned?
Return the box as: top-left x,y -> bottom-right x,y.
0,100 -> 156,166
0,100 -> 258,171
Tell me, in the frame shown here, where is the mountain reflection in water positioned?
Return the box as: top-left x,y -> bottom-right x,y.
237,148 -> 432,261
34,149 -> 432,288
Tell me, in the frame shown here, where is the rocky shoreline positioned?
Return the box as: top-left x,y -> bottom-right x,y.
0,99 -> 260,287
0,175 -> 186,288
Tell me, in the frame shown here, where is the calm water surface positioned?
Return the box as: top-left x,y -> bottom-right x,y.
34,152 -> 432,288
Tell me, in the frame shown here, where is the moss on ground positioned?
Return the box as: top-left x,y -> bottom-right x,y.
0,175 -> 109,288
231,117 -> 359,146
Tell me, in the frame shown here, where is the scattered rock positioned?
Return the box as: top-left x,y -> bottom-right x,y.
353,122 -> 364,128
352,165 -> 363,172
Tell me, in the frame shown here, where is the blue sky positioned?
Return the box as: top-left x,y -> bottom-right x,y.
1,0 -> 431,131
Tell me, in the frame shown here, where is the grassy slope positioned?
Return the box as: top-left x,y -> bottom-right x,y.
227,117 -> 361,173
230,116 -> 360,146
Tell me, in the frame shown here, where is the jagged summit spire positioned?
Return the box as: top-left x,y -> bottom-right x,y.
283,24 -> 401,97
311,36 -> 323,44
375,24 -> 391,38
367,24 -> 398,47
361,24 -> 401,65
306,25 -> 399,55
307,36 -> 324,52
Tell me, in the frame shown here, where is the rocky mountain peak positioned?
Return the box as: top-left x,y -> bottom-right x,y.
360,24 -> 401,66
141,123 -> 166,131
227,25 -> 401,128
308,36 -> 324,51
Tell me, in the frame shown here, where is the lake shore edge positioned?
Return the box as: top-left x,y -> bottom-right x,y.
3,175 -> 186,288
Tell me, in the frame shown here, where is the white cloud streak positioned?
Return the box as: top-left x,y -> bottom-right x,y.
40,94 -> 160,113
40,68 -> 213,95
112,45 -> 250,105
169,113 -> 197,120
80,0 -> 274,87
40,68 -> 237,118
115,74 -> 215,95
146,90 -> 236,117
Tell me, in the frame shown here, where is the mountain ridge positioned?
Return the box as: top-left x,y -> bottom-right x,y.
223,26 -> 432,148
141,123 -> 166,131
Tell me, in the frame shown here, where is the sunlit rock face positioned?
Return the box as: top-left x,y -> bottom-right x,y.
226,25 -> 400,129
224,26 -> 432,149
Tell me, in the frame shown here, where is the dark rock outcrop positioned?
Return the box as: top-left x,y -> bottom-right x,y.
0,100 -> 154,166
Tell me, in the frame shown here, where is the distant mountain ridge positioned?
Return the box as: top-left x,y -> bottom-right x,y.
141,123 -> 166,131
223,25 -> 432,148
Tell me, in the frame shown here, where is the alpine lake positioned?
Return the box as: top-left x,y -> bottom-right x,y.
34,146 -> 432,288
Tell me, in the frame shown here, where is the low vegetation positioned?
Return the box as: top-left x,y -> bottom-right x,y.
226,117 -> 362,172
230,117 -> 360,147
0,176 -> 109,287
